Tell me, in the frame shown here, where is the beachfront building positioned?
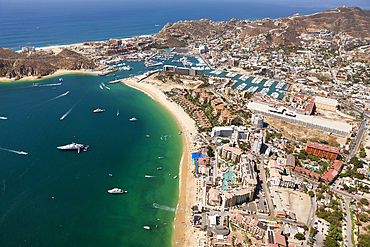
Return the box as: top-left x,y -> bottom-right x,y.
211,126 -> 234,137
218,144 -> 243,163
305,141 -> 339,160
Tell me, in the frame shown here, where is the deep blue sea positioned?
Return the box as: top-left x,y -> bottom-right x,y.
1,0 -> 369,51
1,1 -> 369,246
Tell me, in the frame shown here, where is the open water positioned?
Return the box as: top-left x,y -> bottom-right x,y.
0,72 -> 183,247
1,1 -> 369,246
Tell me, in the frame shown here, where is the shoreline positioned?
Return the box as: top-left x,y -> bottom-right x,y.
121,77 -> 197,246
0,69 -> 100,83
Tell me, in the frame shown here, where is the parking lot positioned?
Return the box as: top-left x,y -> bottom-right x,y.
313,219 -> 329,247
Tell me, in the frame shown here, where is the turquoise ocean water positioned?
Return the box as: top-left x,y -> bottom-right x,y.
0,72 -> 183,247
1,1 -> 369,246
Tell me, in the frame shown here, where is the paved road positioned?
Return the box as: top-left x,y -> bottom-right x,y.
258,160 -> 275,219
344,198 -> 353,247
347,119 -> 367,162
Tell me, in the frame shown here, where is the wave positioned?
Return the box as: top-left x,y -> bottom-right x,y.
153,203 -> 175,212
0,147 -> 28,155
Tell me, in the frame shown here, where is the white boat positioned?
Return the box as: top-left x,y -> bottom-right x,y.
157,167 -> 162,170
260,88 -> 270,95
120,66 -> 132,71
271,92 -> 279,99
264,79 -> 274,87
143,226 -> 151,230
59,78 -> 63,82
0,116 -> 8,120
99,85 -> 103,90
276,81 -> 285,89
226,72 -> 237,78
57,142 -> 89,153
129,117 -> 137,122
108,188 -> 127,194
93,108 -> 105,113
117,109 -> 119,116
174,176 -> 178,179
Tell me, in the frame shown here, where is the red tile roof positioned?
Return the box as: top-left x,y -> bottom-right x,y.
322,169 -> 338,182
331,160 -> 342,171
306,141 -> 339,154
274,234 -> 287,246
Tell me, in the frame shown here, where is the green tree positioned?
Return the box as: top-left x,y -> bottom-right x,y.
361,198 -> 370,206
295,233 -> 305,240
358,234 -> 370,247
325,236 -> 339,247
308,191 -> 314,197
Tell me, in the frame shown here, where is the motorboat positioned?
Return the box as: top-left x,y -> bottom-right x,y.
174,176 -> 178,179
157,167 -> 162,170
129,117 -> 137,122
57,142 -> 89,153
93,108 -> 105,113
108,188 -> 127,194
143,226 -> 151,230
0,116 -> 8,120
158,157 -> 164,159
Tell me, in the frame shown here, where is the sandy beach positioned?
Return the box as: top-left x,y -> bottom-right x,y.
121,77 -> 198,246
0,69 -> 100,82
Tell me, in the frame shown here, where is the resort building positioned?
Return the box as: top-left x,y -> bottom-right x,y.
218,144 -> 243,163
222,187 -> 255,208
305,141 -> 339,160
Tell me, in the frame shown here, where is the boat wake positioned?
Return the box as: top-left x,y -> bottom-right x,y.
153,203 -> 175,212
0,147 -> 28,155
60,102 -> 78,120
46,91 -> 69,103
2,179 -> 5,196
145,175 -> 156,178
33,83 -> 62,87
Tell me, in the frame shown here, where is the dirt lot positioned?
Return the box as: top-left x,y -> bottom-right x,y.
264,116 -> 346,146
273,186 -> 312,223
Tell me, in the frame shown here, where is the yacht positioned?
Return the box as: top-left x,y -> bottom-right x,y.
57,142 -> 89,153
108,188 -> 127,194
129,117 -> 137,122
93,108 -> 105,113
143,226 -> 151,230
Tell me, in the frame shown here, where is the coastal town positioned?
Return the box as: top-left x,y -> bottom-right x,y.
2,6 -> 370,247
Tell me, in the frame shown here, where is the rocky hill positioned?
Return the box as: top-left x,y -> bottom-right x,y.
156,6 -> 370,46
0,48 -> 96,79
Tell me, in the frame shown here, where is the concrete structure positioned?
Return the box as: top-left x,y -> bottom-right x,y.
247,102 -> 352,137
314,96 -> 338,111
211,126 -> 234,137
163,65 -> 203,76
218,144 -> 243,163
222,187 -> 255,208
305,141 -> 339,160
199,45 -> 209,54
